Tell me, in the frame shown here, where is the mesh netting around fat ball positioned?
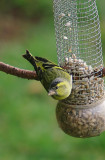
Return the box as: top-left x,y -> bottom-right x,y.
53,0 -> 104,105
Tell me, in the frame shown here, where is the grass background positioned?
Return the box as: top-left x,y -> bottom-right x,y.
1,1 -> 105,160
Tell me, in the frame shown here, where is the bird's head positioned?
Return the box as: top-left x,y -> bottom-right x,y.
48,78 -> 72,100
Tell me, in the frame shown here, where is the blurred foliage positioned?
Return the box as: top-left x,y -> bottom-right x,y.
0,0 -> 105,21
0,0 -> 53,19
96,0 -> 105,21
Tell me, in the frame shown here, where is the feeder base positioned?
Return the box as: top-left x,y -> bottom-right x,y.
56,96 -> 105,138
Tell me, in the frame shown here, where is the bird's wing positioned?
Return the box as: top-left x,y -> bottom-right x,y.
34,56 -> 63,79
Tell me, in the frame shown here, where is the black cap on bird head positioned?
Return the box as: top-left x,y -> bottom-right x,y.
48,78 -> 64,96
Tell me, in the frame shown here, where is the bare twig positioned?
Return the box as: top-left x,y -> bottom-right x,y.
0,61 -> 105,80
0,48 -> 105,80
0,62 -> 38,80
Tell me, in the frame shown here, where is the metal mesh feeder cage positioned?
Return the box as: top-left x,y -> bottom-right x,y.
53,0 -> 105,138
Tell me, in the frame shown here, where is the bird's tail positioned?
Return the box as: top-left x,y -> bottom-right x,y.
22,50 -> 37,71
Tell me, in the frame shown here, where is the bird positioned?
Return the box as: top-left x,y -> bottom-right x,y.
23,50 -> 72,100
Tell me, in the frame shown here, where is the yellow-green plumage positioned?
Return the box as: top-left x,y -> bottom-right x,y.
23,50 -> 72,100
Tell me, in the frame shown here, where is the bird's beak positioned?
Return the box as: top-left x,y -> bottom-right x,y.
48,90 -> 56,96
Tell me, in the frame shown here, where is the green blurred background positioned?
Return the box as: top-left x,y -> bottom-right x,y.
0,0 -> 105,160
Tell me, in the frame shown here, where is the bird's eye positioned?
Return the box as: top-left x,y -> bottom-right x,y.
55,86 -> 58,89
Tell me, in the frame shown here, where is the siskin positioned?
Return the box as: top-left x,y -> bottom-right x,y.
23,50 -> 72,100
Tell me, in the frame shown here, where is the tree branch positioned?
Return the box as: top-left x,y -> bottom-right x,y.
0,56 -> 105,80
0,62 -> 38,80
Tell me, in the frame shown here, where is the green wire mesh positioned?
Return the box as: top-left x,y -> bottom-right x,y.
53,0 -> 104,105
53,0 -> 103,68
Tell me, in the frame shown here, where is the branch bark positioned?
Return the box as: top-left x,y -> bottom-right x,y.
0,61 -> 105,80
0,62 -> 38,80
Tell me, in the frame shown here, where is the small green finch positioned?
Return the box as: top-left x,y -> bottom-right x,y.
23,50 -> 72,100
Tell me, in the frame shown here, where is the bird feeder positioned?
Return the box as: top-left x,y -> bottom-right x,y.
53,0 -> 105,138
